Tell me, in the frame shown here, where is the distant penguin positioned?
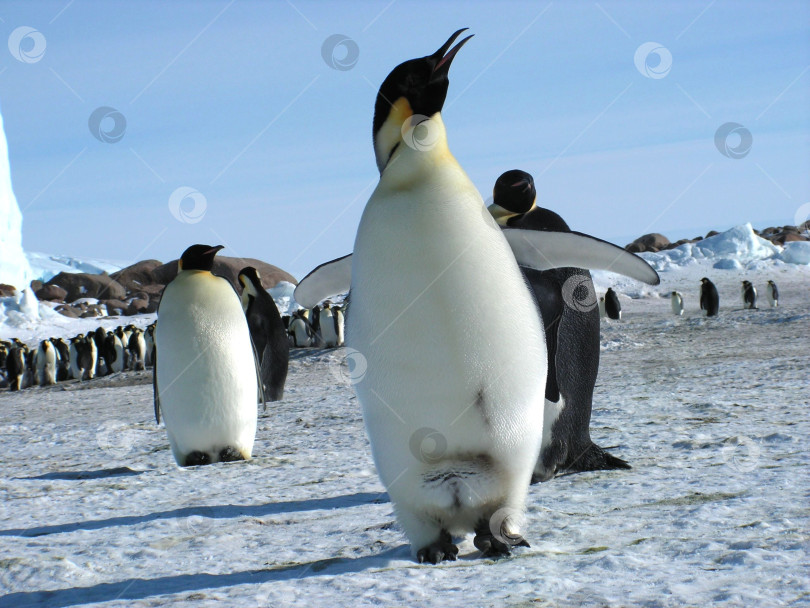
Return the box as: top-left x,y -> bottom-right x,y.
127,328 -> 146,371
144,323 -> 156,367
35,339 -> 57,386
318,301 -> 342,348
309,304 -> 323,347
334,305 -> 345,346
6,346 -> 25,391
489,169 -> 630,479
68,337 -> 82,380
741,280 -> 757,310
766,280 -> 779,307
91,327 -> 107,374
604,288 -> 621,320
109,330 -> 125,373
289,310 -> 312,347
52,338 -> 70,381
154,244 -> 261,467
670,291 -> 684,316
700,278 -> 719,317
598,296 -> 606,318
238,266 -> 290,402
77,335 -> 97,380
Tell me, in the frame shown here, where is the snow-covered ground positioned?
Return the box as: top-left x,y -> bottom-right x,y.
1,263 -> 808,606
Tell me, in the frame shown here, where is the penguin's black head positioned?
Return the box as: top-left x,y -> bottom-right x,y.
489,169 -> 537,225
372,28 -> 473,172
238,266 -> 262,289
179,244 -> 224,272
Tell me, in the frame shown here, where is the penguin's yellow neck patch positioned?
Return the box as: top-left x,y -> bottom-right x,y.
374,97 -> 413,172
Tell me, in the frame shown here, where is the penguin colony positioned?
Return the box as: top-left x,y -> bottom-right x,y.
0,29 -> 789,564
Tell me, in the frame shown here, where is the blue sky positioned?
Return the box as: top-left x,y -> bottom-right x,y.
1,0 -> 808,280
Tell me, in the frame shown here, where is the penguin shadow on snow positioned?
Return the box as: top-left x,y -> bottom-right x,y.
0,545 -> 409,608
0,490 -> 387,538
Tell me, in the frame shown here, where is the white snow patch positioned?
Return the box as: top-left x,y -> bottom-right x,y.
26,251 -> 125,283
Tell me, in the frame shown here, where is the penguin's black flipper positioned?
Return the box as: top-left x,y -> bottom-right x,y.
250,336 -> 266,412
152,349 -> 160,424
294,254 -> 352,308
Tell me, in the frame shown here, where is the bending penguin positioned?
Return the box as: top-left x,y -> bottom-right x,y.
293,30 -> 659,563
670,291 -> 684,316
766,280 -> 779,307
604,288 -> 621,320
154,244 -> 263,466
488,169 -> 630,479
700,277 -> 719,317
741,280 -> 757,309
238,266 -> 290,401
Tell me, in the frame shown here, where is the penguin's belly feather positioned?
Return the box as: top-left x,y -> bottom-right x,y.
348,176 -> 546,500
156,275 -> 257,459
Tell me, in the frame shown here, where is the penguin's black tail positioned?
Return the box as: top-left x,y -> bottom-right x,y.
561,443 -> 631,474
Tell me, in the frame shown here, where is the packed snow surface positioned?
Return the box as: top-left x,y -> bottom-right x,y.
0,270 -> 808,607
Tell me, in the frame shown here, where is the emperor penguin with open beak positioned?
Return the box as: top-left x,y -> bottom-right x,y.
348,29 -> 546,563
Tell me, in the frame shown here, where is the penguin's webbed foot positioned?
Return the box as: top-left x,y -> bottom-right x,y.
184,451 -> 211,467
218,447 -> 245,462
474,521 -> 530,558
416,530 -> 458,564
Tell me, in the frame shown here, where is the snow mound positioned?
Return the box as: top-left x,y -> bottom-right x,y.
269,281 -> 298,316
779,241 -> 810,265
640,223 -> 784,273
0,289 -> 58,332
27,252 -> 125,283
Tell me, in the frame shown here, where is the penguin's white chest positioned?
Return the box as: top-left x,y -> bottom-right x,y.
347,163 -> 547,490
156,271 -> 257,463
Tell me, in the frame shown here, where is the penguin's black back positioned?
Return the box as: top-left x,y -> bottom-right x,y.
605,289 -> 621,320
701,280 -> 719,316
244,284 -> 290,402
506,206 -> 628,477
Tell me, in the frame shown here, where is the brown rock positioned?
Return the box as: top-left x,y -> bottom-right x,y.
0,283 -> 16,297
111,260 -> 163,293
125,299 -> 149,316
705,230 -> 720,238
55,305 -> 80,318
45,272 -> 126,303
151,256 -> 297,291
29,280 -> 43,292
625,233 -> 671,254
35,284 -> 68,302
101,299 -> 128,315
768,232 -> 809,245
137,284 -> 164,297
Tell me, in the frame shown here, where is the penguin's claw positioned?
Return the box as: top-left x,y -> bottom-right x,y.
473,529 -> 530,558
416,530 -> 458,564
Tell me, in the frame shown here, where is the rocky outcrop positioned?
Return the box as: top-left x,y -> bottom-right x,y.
35,284 -> 68,302
625,233 -> 671,253
151,256 -> 297,291
110,260 -> 163,293
45,272 -> 125,303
